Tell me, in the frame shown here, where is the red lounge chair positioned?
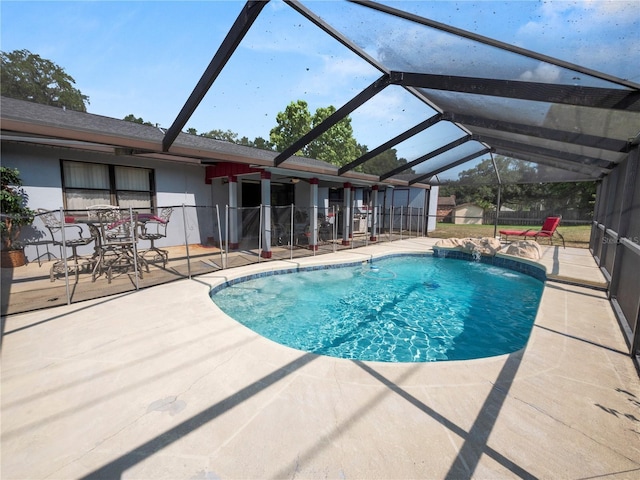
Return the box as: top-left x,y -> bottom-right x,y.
499,216 -> 565,247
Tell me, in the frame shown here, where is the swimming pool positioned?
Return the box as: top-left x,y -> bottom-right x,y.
210,254 -> 544,362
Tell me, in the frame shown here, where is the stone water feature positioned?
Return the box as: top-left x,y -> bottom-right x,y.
503,240 -> 543,259
433,237 -> 542,260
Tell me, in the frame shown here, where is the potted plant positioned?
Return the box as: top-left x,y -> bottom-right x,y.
1,166 -> 35,267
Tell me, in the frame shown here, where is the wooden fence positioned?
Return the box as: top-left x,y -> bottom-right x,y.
483,209 -> 592,226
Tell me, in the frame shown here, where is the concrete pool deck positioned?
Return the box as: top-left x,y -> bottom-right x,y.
1,238 -> 639,479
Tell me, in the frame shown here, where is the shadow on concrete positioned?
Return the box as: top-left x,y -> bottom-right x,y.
356,354 -> 535,480
2,290 -> 138,336
78,353 -> 317,480
535,324 -> 629,356
1,335 -> 259,441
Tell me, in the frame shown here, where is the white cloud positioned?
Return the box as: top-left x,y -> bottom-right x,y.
291,53 -> 379,99
520,0 -> 639,36
516,0 -> 639,80
355,89 -> 406,120
320,54 -> 378,82
519,63 -> 562,83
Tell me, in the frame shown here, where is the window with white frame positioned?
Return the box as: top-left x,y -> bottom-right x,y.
61,160 -> 155,213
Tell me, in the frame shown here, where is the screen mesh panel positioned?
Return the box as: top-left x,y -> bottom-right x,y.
602,234 -> 617,277
611,159 -> 630,233
626,158 -> 640,244
468,125 -> 624,166
591,225 -> 604,260
603,167 -> 621,227
303,1 -> 631,88
615,246 -> 640,334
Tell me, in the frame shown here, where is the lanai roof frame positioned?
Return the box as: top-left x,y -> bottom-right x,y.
161,0 -> 639,186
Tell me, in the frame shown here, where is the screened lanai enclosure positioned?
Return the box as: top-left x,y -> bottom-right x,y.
1,1 -> 639,364
163,0 -> 640,366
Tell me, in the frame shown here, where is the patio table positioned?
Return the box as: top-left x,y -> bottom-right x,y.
72,211 -> 150,283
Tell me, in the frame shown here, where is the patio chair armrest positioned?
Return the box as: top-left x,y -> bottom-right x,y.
140,220 -> 167,235
64,223 -> 90,238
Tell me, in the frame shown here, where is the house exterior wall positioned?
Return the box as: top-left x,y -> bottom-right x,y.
2,140 -> 438,262
210,178 -> 228,212
379,186 -> 437,232
1,142 -> 210,260
2,143 -> 210,208
2,143 -> 66,210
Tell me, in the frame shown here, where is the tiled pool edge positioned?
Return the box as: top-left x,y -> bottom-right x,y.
209,250 -> 546,295
209,253 -> 432,295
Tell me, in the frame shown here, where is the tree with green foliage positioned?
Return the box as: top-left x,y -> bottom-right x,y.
270,100 -> 313,156
184,126 -> 274,150
306,105 -> 360,167
449,157 -> 545,209
270,100 -> 359,167
238,136 -> 274,150
361,148 -> 413,176
545,181 -> 596,214
1,49 -> 89,112
123,114 -> 154,126
440,156 -> 596,216
1,167 -> 35,251
270,100 -> 417,173
200,129 -> 239,143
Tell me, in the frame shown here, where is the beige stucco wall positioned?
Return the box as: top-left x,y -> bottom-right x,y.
453,204 -> 484,224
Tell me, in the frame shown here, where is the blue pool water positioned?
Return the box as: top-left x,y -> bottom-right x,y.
210,255 -> 544,363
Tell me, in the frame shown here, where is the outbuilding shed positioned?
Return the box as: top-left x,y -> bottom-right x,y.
452,203 -> 484,225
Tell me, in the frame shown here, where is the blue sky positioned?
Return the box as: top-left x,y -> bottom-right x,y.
2,0 -> 639,165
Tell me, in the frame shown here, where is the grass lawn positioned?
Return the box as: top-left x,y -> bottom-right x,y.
428,223 -> 592,249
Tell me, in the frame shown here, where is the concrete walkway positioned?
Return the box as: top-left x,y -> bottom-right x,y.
1,239 -> 638,479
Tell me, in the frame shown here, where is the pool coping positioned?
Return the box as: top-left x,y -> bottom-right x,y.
209,249 -> 547,296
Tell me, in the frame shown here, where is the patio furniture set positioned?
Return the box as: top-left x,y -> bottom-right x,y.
39,206 -> 173,283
